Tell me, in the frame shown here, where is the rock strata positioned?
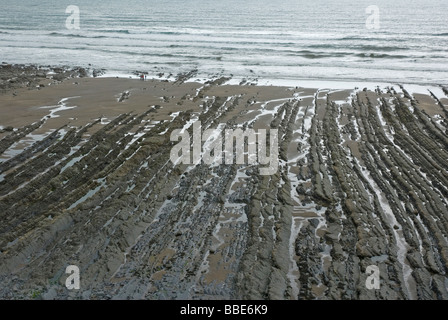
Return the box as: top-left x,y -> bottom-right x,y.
0,77 -> 447,300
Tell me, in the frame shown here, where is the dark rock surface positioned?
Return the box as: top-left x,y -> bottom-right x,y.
0,63 -> 99,94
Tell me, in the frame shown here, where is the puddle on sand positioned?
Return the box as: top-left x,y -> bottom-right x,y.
39,96 -> 80,119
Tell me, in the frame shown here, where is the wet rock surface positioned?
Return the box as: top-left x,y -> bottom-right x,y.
0,76 -> 447,300
0,63 -> 98,94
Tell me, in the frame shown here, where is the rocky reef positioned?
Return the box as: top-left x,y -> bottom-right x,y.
0,63 -> 104,94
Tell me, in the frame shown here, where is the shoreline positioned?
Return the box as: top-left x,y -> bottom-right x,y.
2,62 -> 448,93
1,62 -> 447,131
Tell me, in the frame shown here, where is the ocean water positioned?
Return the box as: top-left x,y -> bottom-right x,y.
0,0 -> 447,85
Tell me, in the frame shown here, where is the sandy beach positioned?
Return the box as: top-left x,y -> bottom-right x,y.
0,64 -> 447,300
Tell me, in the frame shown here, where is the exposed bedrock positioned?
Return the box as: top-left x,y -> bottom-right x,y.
0,80 -> 447,300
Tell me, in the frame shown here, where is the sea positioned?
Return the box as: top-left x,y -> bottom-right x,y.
0,0 -> 447,86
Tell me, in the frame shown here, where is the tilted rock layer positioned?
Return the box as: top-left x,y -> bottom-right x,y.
0,75 -> 447,300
